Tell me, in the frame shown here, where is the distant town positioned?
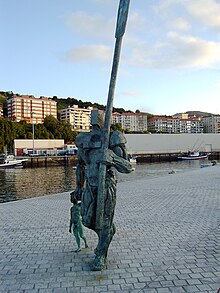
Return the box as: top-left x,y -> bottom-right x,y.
0,91 -> 220,134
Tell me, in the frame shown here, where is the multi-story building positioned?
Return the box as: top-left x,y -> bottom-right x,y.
0,105 -> 3,117
112,112 -> 148,132
148,116 -> 203,133
7,94 -> 57,124
203,115 -> 220,133
60,105 -> 93,132
147,116 -> 169,133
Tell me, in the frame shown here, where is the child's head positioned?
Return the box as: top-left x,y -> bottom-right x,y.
70,191 -> 78,205
72,197 -> 77,205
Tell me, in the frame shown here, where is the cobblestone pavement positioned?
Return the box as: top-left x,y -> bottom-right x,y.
0,165 -> 220,293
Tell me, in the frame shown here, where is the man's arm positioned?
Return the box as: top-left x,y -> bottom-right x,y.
74,153 -> 85,201
105,146 -> 133,173
69,208 -> 72,233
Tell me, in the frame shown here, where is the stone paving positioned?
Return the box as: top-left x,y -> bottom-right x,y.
0,165 -> 220,293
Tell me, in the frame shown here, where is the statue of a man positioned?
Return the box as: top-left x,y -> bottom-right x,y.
71,109 -> 133,270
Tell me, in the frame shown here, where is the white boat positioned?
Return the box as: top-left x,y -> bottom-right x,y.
177,151 -> 209,160
128,155 -> 137,163
0,154 -> 28,169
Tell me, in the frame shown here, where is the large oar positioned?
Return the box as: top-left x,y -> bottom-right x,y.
95,0 -> 130,230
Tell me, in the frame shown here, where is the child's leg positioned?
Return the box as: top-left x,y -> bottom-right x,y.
79,226 -> 88,248
73,229 -> 81,252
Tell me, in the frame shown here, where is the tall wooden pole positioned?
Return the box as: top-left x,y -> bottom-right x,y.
96,0 -> 130,230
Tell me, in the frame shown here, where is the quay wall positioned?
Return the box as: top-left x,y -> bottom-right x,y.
125,133 -> 220,154
24,155 -> 77,168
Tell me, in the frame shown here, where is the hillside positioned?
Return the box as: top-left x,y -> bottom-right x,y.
0,91 -> 149,116
52,96 -> 127,114
0,91 -> 214,118
185,111 -> 212,117
0,92 -> 7,116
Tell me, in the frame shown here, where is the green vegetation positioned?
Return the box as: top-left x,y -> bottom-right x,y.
0,92 -> 7,116
52,95 -> 128,118
0,115 -> 77,153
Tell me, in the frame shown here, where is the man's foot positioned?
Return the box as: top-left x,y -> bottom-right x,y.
85,244 -> 88,248
75,248 -> 81,253
91,255 -> 106,271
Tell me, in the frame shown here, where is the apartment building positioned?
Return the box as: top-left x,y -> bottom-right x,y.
7,94 -> 57,124
203,115 -> 220,133
148,116 -> 203,133
60,105 -> 93,132
112,112 -> 148,132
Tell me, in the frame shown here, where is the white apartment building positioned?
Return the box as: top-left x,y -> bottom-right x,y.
112,112 -> 148,132
148,116 -> 204,133
60,105 -> 93,132
203,115 -> 220,133
7,94 -> 57,124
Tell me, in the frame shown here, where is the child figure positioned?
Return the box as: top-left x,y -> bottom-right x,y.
69,195 -> 88,252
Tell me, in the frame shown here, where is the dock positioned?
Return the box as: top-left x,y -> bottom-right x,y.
0,165 -> 219,292
17,152 -> 220,168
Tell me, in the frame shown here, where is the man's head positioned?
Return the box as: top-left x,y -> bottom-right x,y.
91,110 -> 104,130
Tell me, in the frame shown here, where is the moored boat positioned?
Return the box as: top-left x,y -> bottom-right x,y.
177,151 -> 209,160
128,154 -> 137,163
0,154 -> 28,169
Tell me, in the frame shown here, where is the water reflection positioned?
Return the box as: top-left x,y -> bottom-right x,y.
0,160 -> 212,203
0,166 -> 76,203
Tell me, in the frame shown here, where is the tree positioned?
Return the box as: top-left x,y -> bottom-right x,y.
111,123 -> 123,132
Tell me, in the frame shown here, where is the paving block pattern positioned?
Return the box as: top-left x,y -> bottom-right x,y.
0,165 -> 220,292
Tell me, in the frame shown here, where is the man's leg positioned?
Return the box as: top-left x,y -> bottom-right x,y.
91,222 -> 116,271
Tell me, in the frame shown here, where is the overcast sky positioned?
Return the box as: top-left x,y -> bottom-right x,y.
1,0 -> 220,115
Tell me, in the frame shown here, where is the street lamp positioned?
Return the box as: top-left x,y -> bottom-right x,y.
31,111 -> 35,154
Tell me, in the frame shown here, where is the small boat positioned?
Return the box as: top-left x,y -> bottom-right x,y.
201,160 -> 217,168
128,154 -> 137,163
0,154 -> 28,169
177,151 -> 209,160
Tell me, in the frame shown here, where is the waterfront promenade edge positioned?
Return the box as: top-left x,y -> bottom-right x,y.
0,165 -> 219,293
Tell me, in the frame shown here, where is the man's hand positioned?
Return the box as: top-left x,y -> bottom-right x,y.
69,228 -> 72,233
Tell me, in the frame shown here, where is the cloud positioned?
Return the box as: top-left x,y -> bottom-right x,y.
127,11 -> 148,33
185,0 -> 220,32
120,91 -> 141,97
128,32 -> 220,69
169,18 -> 191,31
91,0 -> 113,5
62,1 -> 220,70
65,10 -> 147,41
165,31 -> 220,68
65,11 -> 114,40
64,45 -> 112,63
155,0 -> 220,33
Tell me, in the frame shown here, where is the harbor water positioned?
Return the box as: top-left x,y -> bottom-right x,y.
0,160 -> 214,203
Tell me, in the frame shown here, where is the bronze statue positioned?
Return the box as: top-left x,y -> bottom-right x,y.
69,196 -> 88,252
72,110 -> 133,270
71,0 -> 131,270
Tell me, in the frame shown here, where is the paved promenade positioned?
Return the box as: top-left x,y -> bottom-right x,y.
0,165 -> 219,293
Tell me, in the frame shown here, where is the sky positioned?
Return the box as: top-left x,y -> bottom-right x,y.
1,0 -> 220,115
